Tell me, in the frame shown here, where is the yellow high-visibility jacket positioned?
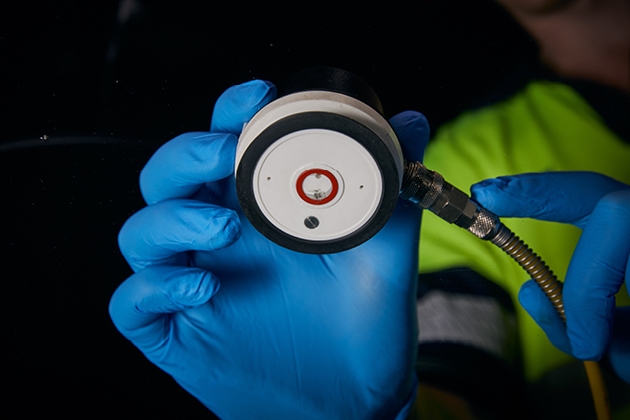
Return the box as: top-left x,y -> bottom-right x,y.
419,79 -> 630,384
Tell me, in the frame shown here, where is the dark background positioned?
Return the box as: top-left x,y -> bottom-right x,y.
2,1 -> 535,417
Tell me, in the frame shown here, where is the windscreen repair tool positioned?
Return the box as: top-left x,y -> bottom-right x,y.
235,67 -> 403,254
234,67 -> 611,419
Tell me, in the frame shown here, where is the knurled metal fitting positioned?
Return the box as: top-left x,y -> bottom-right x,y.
400,161 -> 501,239
466,206 -> 501,240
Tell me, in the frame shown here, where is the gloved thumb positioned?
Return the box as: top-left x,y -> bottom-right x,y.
389,110 -> 430,164
210,80 -> 277,134
109,265 -> 219,356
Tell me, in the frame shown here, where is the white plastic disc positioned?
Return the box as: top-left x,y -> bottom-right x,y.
253,128 -> 383,241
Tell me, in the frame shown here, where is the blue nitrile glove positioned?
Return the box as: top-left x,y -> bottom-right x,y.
109,79 -> 430,419
471,171 -> 630,383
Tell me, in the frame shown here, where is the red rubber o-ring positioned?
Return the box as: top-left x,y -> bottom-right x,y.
296,169 -> 339,205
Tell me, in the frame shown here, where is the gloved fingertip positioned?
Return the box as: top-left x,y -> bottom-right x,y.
108,266 -> 220,353
390,110 -> 430,133
518,280 -> 549,323
471,176 -> 538,218
165,268 -> 221,308
572,349 -> 602,361
568,326 -> 610,361
470,178 -> 507,209
209,210 -> 242,250
570,334 -> 606,360
389,110 -> 430,163
239,79 -> 278,107
210,80 -> 278,134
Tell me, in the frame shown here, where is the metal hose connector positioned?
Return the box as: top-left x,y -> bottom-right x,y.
489,224 -> 566,321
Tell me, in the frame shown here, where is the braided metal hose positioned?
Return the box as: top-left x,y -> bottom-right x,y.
489,224 -> 566,321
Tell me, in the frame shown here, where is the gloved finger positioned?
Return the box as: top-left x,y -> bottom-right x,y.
109,265 -> 219,356
140,132 -> 237,205
608,306 -> 630,383
139,80 -> 276,205
518,279 -> 573,355
564,189 -> 630,360
210,80 -> 277,134
387,110 -> 431,225
471,171 -> 628,229
118,199 -> 241,272
389,110 -> 430,164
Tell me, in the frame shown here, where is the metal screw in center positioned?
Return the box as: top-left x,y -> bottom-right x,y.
304,216 -> 320,229
303,173 -> 333,201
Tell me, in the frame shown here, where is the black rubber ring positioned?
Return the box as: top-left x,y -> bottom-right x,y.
236,111 -> 399,254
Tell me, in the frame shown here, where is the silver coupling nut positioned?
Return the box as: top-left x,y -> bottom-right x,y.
400,161 -> 501,240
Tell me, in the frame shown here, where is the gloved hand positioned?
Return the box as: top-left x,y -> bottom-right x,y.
471,171 -> 630,383
109,79 -> 430,419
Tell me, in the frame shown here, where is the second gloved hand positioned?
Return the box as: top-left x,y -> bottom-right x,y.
472,171 -> 630,383
109,80 -> 430,419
